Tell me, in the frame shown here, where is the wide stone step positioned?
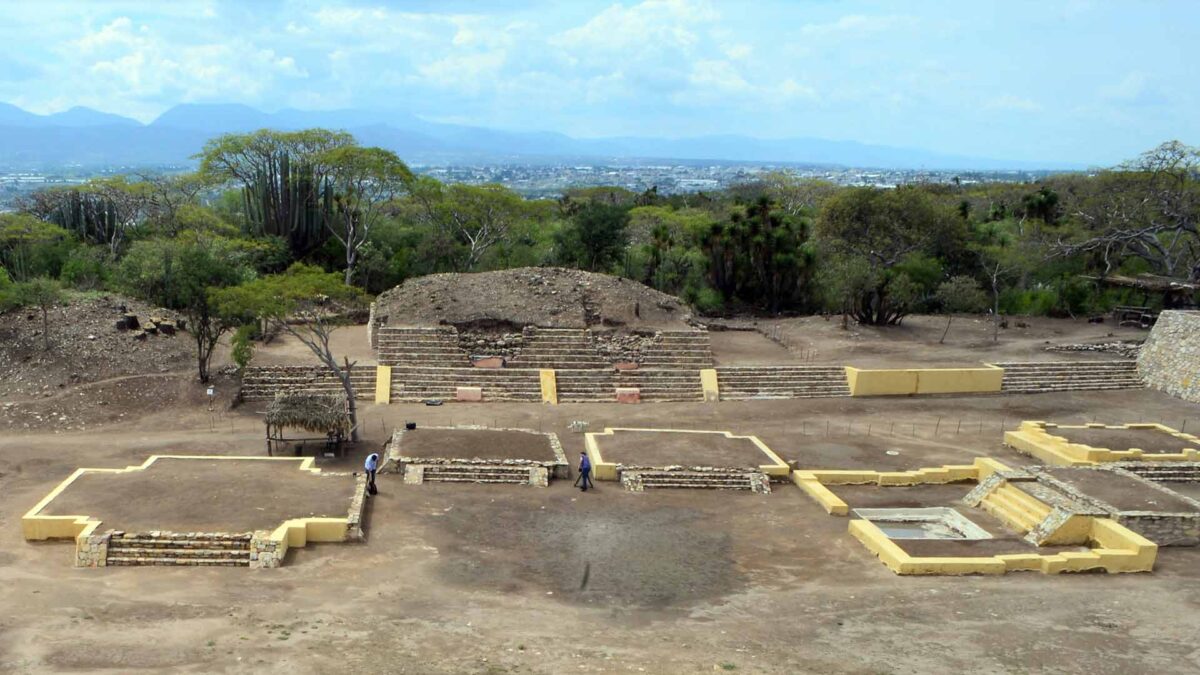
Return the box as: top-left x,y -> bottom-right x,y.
107,556 -> 251,567
108,547 -> 252,558
109,537 -> 250,549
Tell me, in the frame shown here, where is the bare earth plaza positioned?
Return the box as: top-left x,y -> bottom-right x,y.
0,267 -> 1198,673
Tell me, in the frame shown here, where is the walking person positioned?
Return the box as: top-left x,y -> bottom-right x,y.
577,451 -> 594,492
364,452 -> 379,496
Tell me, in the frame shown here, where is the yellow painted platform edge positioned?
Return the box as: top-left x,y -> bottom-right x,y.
585,427 -> 789,479
23,455 -> 325,541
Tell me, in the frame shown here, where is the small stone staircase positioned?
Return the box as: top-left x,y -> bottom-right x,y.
404,463 -> 547,486
510,328 -> 609,369
621,469 -> 770,493
106,532 -> 253,567
995,360 -> 1143,394
376,326 -> 471,367
240,366 -> 375,401
639,331 -> 714,369
977,483 -> 1051,533
715,366 -> 851,399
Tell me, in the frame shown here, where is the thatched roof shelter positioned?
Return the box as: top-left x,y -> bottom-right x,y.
265,391 -> 351,436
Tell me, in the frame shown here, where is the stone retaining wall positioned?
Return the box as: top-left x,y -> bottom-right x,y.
1138,310 -> 1200,403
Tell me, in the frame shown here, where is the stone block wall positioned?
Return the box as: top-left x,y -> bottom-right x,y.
76,531 -> 111,567
1116,513 -> 1200,546
249,531 -> 282,568
1138,310 -> 1200,403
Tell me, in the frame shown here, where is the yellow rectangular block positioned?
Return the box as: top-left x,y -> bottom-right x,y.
539,369 -> 558,405
700,368 -> 719,402
374,365 -> 392,404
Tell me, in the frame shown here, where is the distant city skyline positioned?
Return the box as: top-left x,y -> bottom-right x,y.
0,0 -> 1195,166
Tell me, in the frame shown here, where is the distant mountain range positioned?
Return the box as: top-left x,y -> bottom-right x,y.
0,102 -> 1081,171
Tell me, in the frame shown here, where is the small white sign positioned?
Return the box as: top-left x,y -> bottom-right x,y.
206,387 -> 215,397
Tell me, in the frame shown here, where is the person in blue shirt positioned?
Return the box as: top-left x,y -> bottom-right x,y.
364,452 -> 379,495
577,451 -> 593,492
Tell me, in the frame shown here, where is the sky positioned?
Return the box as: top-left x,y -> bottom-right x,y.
0,0 -> 1195,165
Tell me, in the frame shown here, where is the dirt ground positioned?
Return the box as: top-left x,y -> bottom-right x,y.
39,457 -> 355,533
753,314 -> 1151,367
1050,426 -> 1200,454
3,381 -> 1200,673
398,428 -> 557,462
1045,468 -> 1200,514
594,429 -> 773,468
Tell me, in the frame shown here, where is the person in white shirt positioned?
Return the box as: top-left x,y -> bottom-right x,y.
364,452 -> 379,495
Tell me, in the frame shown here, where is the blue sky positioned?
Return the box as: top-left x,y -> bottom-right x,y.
0,0 -> 1195,164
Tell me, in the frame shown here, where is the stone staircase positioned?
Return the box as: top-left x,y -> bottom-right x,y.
405,463 -> 548,486
1117,462 -> 1200,483
621,469 -> 771,493
241,366 -> 376,401
509,327 -> 610,369
106,532 -> 253,567
639,331 -> 714,369
376,326 -> 471,367
994,360 -> 1143,394
978,483 -> 1051,533
715,366 -> 851,399
618,369 -> 704,402
555,369 -> 619,402
390,367 -> 542,402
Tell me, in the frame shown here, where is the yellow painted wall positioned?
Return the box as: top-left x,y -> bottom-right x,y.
700,368 -> 719,402
374,365 -> 392,404
539,369 -> 558,405
850,516 -> 1155,576
844,365 -> 1004,396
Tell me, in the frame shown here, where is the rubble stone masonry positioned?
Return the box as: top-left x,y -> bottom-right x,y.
1138,310 -> 1200,403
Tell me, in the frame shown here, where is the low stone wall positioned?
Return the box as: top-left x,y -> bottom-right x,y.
1138,310 -> 1200,403
381,425 -> 569,479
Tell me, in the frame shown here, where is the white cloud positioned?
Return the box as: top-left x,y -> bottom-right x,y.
984,94 -> 1042,112
799,14 -> 917,38
1100,72 -> 1168,106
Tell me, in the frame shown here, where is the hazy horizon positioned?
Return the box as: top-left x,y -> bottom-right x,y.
0,1 -> 1195,166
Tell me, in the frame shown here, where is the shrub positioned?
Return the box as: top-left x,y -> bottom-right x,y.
231,324 -> 258,372
60,246 -> 110,290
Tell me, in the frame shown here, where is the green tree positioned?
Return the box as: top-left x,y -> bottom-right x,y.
198,129 -> 355,259
212,264 -> 367,440
119,233 -> 254,382
934,275 -> 988,343
319,146 -> 414,283
22,177 -> 152,254
0,214 -> 70,281
10,277 -> 66,350
555,202 -> 629,272
817,186 -> 963,324
409,180 -> 530,272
